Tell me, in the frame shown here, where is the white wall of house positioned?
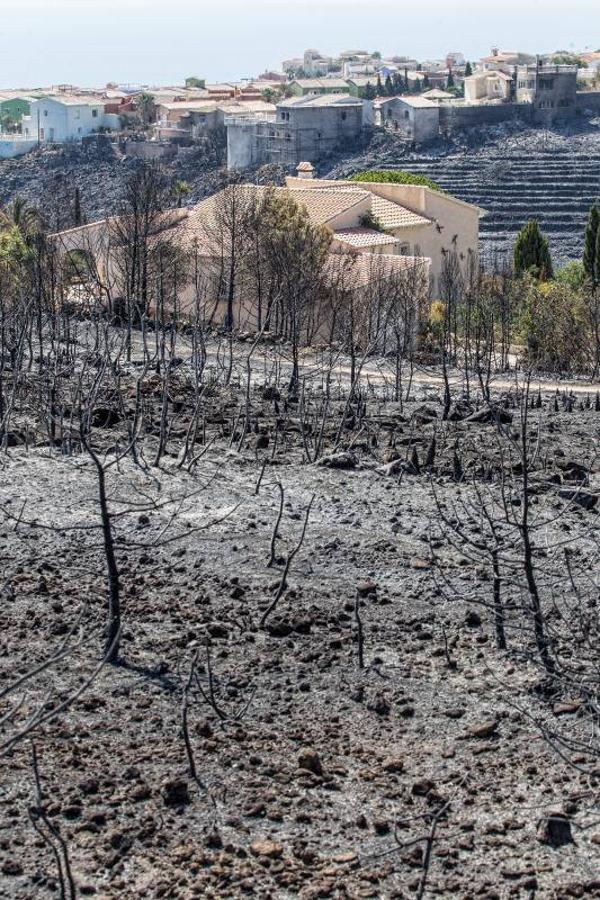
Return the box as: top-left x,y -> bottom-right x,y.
22,98 -> 117,143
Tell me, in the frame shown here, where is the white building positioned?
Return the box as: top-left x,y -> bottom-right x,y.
22,96 -> 120,143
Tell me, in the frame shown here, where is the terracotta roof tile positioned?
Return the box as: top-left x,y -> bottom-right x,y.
333,228 -> 400,248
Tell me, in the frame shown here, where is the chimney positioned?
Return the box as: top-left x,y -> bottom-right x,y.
296,161 -> 315,179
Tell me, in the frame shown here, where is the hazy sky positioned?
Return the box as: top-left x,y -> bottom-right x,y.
0,0 -> 598,88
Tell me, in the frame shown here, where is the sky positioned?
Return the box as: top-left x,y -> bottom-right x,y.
0,0 -> 598,88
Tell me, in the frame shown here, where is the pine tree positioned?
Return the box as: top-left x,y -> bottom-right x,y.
385,74 -> 393,96
447,70 -> 455,89
376,74 -> 383,96
465,61 -> 473,77
513,219 -> 554,280
583,203 -> 600,283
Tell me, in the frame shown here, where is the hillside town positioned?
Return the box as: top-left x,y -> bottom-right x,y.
3,19 -> 600,900
1,46 -> 600,167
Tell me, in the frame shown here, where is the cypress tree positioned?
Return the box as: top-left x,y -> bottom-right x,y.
583,203 -> 600,283
595,225 -> 600,287
385,74 -> 393,96
513,219 -> 554,280
465,61 -> 473,77
376,74 -> 383,96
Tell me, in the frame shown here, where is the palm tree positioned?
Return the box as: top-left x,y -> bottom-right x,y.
173,180 -> 191,208
0,196 -> 42,243
135,92 -> 156,127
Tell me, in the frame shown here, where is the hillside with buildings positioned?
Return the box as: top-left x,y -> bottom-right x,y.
3,34 -> 600,900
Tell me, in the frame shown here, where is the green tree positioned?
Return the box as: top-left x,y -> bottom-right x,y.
350,169 -> 443,192
513,220 -> 553,280
185,76 -> 205,89
135,92 -> 156,126
520,280 -> 588,373
173,179 -> 191,208
364,81 -> 376,101
385,74 -> 393,96
0,197 -> 41,246
447,70 -> 455,89
465,61 -> 473,77
583,203 -> 600,283
376,74 -> 383,96
555,261 -> 586,291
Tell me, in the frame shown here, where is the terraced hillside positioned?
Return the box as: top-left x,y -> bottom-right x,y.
331,124 -> 600,269
403,134 -> 600,267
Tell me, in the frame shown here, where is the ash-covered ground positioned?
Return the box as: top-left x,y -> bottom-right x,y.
1,352 -> 600,898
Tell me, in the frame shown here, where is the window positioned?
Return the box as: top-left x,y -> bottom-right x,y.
404,110 -> 410,119
43,110 -> 48,117
341,111 -> 347,121
92,109 -> 98,118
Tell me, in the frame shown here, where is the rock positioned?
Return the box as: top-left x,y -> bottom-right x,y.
412,779 -> 435,796
206,828 -> 223,849
559,489 -> 598,511
316,451 -> 358,470
207,622 -> 229,639
252,434 -> 270,450
91,406 -> 122,428
553,699 -> 583,715
381,459 -> 418,477
467,719 -> 498,739
381,756 -> 404,773
3,431 -> 27,447
447,402 -> 473,422
266,620 -> 293,638
369,693 -> 391,716
1,859 -> 23,876
356,580 -> 377,597
412,405 -> 438,424
298,747 -> 323,776
250,840 -> 283,859
537,810 -> 573,847
444,707 -> 466,719
161,778 -> 190,807
466,405 -> 512,425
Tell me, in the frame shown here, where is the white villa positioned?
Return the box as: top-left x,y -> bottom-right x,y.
21,96 -> 120,143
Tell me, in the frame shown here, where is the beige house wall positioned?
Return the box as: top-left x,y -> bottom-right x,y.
286,177 -> 482,295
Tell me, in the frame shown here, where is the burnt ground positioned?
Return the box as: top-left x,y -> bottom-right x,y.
1,366 -> 600,899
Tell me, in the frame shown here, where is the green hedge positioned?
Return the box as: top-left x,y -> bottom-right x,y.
350,170 -> 443,193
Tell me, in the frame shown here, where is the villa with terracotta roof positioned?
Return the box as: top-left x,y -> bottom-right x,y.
52,168 -> 482,342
